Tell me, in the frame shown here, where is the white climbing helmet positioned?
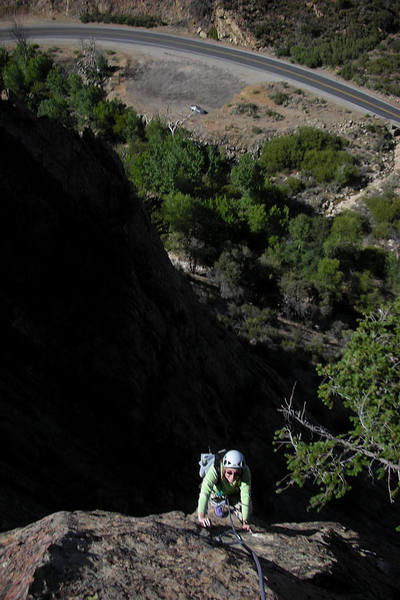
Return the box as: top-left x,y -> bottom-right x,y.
223,449 -> 245,469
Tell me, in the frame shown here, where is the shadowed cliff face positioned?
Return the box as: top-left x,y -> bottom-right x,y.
2,100 -> 399,548
1,510 -> 400,600
0,101 -> 285,530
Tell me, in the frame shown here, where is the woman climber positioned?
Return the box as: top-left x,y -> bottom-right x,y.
197,449 -> 252,530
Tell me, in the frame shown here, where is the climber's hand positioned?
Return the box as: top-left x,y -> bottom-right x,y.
198,515 -> 211,528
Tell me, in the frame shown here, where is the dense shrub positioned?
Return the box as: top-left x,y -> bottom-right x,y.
366,193 -> 400,240
259,127 -> 358,185
207,26 -> 219,40
80,11 -> 162,28
270,92 -> 290,106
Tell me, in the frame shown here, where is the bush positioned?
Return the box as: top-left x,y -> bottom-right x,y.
3,43 -> 53,109
279,272 -> 316,320
235,102 -> 259,116
259,126 -> 351,183
265,108 -> 284,121
323,211 -> 367,258
207,26 -> 219,40
301,148 -> 357,184
213,245 -> 254,301
230,154 -> 263,194
285,177 -> 303,194
239,304 -> 276,344
366,193 -> 400,240
80,11 -> 162,28
271,92 -> 290,106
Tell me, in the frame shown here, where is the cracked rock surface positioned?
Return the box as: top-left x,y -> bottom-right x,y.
1,510 -> 400,600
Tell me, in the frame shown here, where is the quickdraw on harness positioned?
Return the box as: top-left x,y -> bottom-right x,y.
212,497 -> 266,600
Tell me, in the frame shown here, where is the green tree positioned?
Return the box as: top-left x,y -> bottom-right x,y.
92,98 -> 128,140
3,43 -> 53,109
114,107 -> 144,144
259,133 -> 302,174
366,193 -> 400,240
278,271 -> 315,320
275,301 -> 400,523
348,269 -> 384,314
0,47 -> 8,93
284,214 -> 330,276
203,145 -> 229,193
259,126 -> 354,186
246,202 -> 269,234
3,43 -> 53,111
213,244 -> 261,302
323,210 -> 366,258
162,192 -> 199,238
301,148 -> 357,184
67,72 -> 105,130
231,153 -> 263,194
313,257 -> 343,317
129,130 -> 206,195
314,257 -> 343,293
37,65 -> 71,126
386,252 -> 400,296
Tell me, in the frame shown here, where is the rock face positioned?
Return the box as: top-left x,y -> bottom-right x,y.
0,100 -> 286,531
2,0 -> 254,46
1,0 -> 215,25
1,509 -> 400,600
213,5 -> 256,47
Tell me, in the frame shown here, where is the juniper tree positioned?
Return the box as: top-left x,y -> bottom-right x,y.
275,300 -> 400,528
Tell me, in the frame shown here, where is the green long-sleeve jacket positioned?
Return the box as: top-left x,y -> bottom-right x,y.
197,462 -> 252,521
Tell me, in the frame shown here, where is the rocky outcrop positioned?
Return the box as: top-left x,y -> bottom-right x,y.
1,509 -> 400,600
1,1 -> 254,47
213,5 -> 256,47
0,0 -> 215,26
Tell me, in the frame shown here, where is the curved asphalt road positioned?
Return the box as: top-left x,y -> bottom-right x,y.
1,23 -> 400,126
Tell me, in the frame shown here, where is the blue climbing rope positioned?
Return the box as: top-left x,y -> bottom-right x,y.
214,498 -> 266,600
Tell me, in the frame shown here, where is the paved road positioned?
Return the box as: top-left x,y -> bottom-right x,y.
2,23 -> 400,126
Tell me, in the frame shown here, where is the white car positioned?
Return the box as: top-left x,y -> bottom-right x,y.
190,104 -> 207,114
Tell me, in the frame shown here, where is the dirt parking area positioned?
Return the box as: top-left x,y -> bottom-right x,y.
2,20 -> 394,157
95,41 -> 369,153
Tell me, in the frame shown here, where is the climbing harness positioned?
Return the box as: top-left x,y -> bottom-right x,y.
212,498 -> 266,600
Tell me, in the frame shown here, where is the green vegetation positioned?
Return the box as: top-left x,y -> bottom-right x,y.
207,26 -> 219,41
259,127 -> 359,186
270,92 -> 290,106
1,42 -> 145,142
1,40 -> 398,356
366,192 -> 400,240
275,300 -> 400,524
234,102 -> 259,117
265,108 -> 284,121
236,0 -> 400,96
2,35 -> 399,526
80,10 -> 163,28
